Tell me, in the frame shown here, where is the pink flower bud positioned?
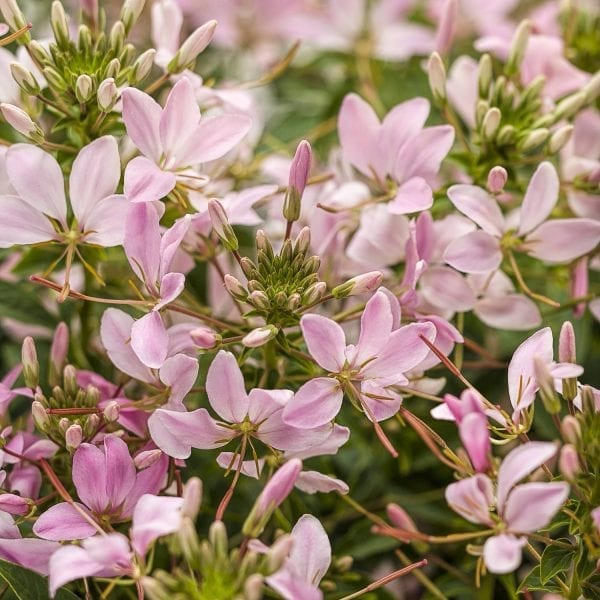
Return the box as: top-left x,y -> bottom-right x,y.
80,0 -> 98,20
427,52 -> 446,102
65,424 -> 83,452
386,503 -> 418,536
58,417 -> 70,434
103,400 -> 120,423
168,20 -> 217,73
266,534 -> 294,572
332,271 -> 383,299
208,199 -> 239,251
242,325 -> 278,348
31,400 -> 49,431
182,477 -> 203,520
244,574 -> 264,600
134,449 -> 163,470
50,322 -> 69,375
559,444 -> 580,480
288,140 -> 311,199
21,336 -> 38,388
561,415 -> 581,444
487,166 -> 508,193
533,355 -> 561,414
223,274 -> 247,300
97,77 -> 118,112
559,322 -> 577,364
190,327 -> 220,349
0,493 -> 30,516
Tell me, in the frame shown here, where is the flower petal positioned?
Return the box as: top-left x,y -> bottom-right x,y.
282,378 -> 343,428
121,87 -> 163,162
33,502 -> 98,540
355,290 -> 393,365
124,156 -> 176,203
483,534 -> 526,574
300,314 -> 346,372
518,161 -> 559,236
387,176 -> 433,214
475,294 -> 542,330
444,230 -> 502,273
0,195 -> 56,247
104,436 -> 136,510
131,311 -> 169,369
205,350 -> 250,422
131,494 -> 184,556
82,194 -> 129,247
447,184 -> 505,235
73,443 -> 108,513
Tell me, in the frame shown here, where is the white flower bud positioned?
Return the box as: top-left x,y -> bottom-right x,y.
97,77 -> 118,111
120,0 -> 145,33
482,107 -> 501,140
242,325 -> 279,348
168,20 -> 217,73
548,124 -> 573,154
0,0 -> 27,31
50,1 -> 70,48
427,52 -> 446,103
0,103 -> 43,142
75,74 -> 93,103
10,62 -> 39,94
131,48 -> 155,84
65,424 -> 83,452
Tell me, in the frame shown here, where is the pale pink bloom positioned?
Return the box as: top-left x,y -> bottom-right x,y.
33,436 -> 168,541
48,494 -> 184,596
0,137 -> 127,249
267,514 -> 331,600
0,365 -> 32,415
444,162 -> 600,273
148,351 -> 332,459
121,77 -> 251,203
446,442 -> 570,573
338,93 -> 454,214
283,289 -> 436,427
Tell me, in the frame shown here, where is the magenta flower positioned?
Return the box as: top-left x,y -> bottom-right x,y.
148,350 -> 332,459
444,162 -> 600,273
33,435 -> 168,541
121,76 -> 252,203
267,514 -> 331,600
446,442 -> 570,573
283,289 -> 436,427
338,93 -> 454,214
0,137 -> 127,265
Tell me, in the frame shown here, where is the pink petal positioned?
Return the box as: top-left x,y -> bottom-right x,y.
355,290 -> 393,365
483,534 -> 526,574
282,377 -> 343,428
159,354 -> 199,408
496,441 -> 558,509
48,545 -> 103,595
247,388 -> 289,424
445,474 -> 494,525
179,114 -> 252,165
267,569 -> 322,600
387,176 -> 433,214
131,311 -> 169,369
518,161 -> 559,235
6,144 -> 67,224
300,314 -> 346,372
124,156 -> 176,203
33,502 -> 98,540
131,494 -> 184,556
258,410 -> 332,452
0,538 -> 58,577
525,218 -> 600,263
155,272 -> 185,309
289,514 -> 331,584
503,482 -> 570,532
121,455 -> 169,518
124,203 -> 161,286
121,87 -> 163,162
70,136 -> 121,224
206,350 -> 250,422
0,195 -> 56,247
104,435 -> 136,509
459,412 -> 490,472
444,230 -> 502,273
159,215 -> 190,275
73,443 -> 109,513
295,471 -> 349,494
475,294 -> 542,330
148,408 -> 234,458
82,194 -> 129,246
359,382 -> 402,422
447,184 -> 505,235
419,266 -> 476,312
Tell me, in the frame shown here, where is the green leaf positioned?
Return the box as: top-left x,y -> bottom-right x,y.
0,559 -> 80,599
540,541 -> 576,584
0,281 -> 58,327
517,565 -> 564,594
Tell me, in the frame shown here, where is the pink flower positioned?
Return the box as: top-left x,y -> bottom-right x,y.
0,365 -> 32,416
446,442 -> 570,573
444,162 -> 600,273
33,436 -> 168,541
148,350 -> 332,459
338,93 -> 454,214
282,289 -> 436,427
121,76 -> 252,203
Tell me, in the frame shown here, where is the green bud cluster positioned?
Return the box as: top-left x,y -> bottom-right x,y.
561,5 -> 600,74
227,228 -> 327,327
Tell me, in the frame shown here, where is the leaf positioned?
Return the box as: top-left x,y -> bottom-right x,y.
0,281 -> 58,327
517,565 -> 564,594
0,559 -> 80,599
540,541 -> 576,584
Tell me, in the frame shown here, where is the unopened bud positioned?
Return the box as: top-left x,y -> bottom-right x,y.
103,400 -> 120,423
243,574 -> 264,600
294,226 -> 311,255
58,417 -> 70,434
332,271 -> 383,299
80,0 -> 98,22
190,326 -> 220,349
0,493 -> 30,515
21,336 -> 38,388
335,556 -> 354,572
266,534 -> 293,572
534,355 -> 561,414
31,400 -> 49,431
559,444 -> 580,480
580,385 -> 597,413
63,364 -> 79,398
10,62 -> 39,95
77,24 -> 92,53
242,325 -> 278,348
42,66 -> 68,92
109,20 -> 125,54
386,503 -> 419,534
131,48 -> 155,84
182,477 -> 202,520
223,274 -> 247,300
548,124 -> 573,154
497,124 -> 516,145
85,413 -> 100,435
478,54 -> 493,98
302,281 -> 326,305
284,140 -> 312,223
518,128 -> 549,152
142,577 -> 169,600
0,0 -> 28,33
134,449 -> 162,470
208,520 -> 228,558
51,1 -> 70,48
240,257 -> 258,279
208,199 -> 239,251
427,52 -> 446,103
561,415 -> 581,444
177,517 -> 200,562
97,77 -> 118,111
482,107 -> 501,140
120,0 -> 145,33
506,20 -> 531,76
65,423 -> 83,452
553,92 -> 587,123
0,103 -> 43,143
487,166 -> 507,193
583,71 -> 600,103
104,57 -> 120,79
75,74 -> 93,103
475,99 -> 489,128
250,290 -> 270,310
168,19 -> 217,73
559,322 -> 577,364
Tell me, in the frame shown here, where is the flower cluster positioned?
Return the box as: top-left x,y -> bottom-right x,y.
0,0 -> 598,598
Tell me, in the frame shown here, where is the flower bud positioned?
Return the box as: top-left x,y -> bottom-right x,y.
561,415 -> 581,445
131,48 -> 155,84
0,103 -> 43,143
177,517 -> 200,562
386,503 -> 419,536
548,125 -> 573,154
0,493 -> 30,515
208,520 -> 228,558
103,400 -> 120,423
435,0 -> 457,56
10,62 -> 39,95
51,1 -> 70,48
533,355 -> 561,414
250,290 -> 270,311
58,417 -> 70,434
120,0 -> 145,33
552,91 -> 587,123
242,325 -> 279,348
75,74 -> 94,103
223,274 -> 247,301
559,444 -> 580,480
85,413 -> 100,436
591,507 -> 600,533
208,199 -> 239,251
97,77 -> 118,111
42,66 -> 68,92
518,128 -> 549,152
104,58 -> 121,79
475,99 -> 489,128
266,534 -> 294,572
559,322 -> 577,364
477,54 -> 493,98
243,574 -> 264,600
21,336 -> 38,388
142,577 -> 170,600
302,281 -> 327,305
482,107 -> 501,140
583,71 -> 600,103
182,477 -> 202,520
190,326 -> 220,349
506,20 -> 531,76
496,124 -> 516,145
80,0 -> 98,22
109,20 -> 125,54
0,0 -> 28,33
580,385 -> 598,413
294,226 -> 311,255
486,166 -> 507,193
332,271 -> 383,299
31,400 -> 49,431
134,449 -> 163,470
63,364 -> 79,398
65,424 -> 83,452
283,140 -> 312,223
168,20 -> 217,73
427,52 -> 446,103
